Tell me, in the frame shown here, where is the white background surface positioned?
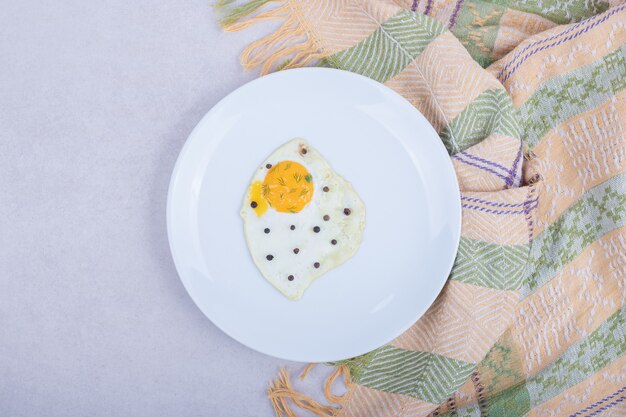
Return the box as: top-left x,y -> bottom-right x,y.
0,1 -> 332,415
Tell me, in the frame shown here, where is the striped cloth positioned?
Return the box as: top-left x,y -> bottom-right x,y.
217,0 -> 626,415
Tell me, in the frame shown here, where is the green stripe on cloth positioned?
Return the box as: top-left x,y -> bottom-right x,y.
527,305 -> 626,406
440,89 -> 520,153
347,345 -> 474,404
487,381 -> 531,417
451,1 -> 507,67
440,402 -> 482,417
477,306 -> 626,417
480,338 -> 525,390
327,10 -> 445,83
451,238 -> 529,290
522,172 -> 626,297
520,43 -> 626,148
216,0 -> 272,27
447,333 -> 530,416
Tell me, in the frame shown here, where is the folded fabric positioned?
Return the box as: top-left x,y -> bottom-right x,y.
217,1 -> 626,415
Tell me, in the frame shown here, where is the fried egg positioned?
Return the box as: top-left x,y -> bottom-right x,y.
240,138 -> 366,300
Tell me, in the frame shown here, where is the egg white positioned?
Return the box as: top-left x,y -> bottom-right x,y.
240,138 -> 366,300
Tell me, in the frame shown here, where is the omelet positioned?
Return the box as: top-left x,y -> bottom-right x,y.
240,139 -> 366,300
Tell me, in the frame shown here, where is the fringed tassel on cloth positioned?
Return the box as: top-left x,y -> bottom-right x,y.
268,365 -> 354,417
215,0 -> 327,74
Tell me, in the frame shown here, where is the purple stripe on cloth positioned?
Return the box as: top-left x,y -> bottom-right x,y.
425,0 -> 432,16
584,395 -> 626,417
527,219 -> 535,240
453,154 -> 510,183
497,14 -> 598,80
449,0 -> 465,28
505,142 -> 523,189
499,4 -> 626,82
457,151 -> 511,174
412,0 -> 419,11
498,4 -> 626,80
462,202 -> 538,215
461,196 -> 538,208
524,186 -> 537,241
570,386 -> 626,417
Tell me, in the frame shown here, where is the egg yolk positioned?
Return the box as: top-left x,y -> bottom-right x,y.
262,161 -> 313,213
249,180 -> 269,217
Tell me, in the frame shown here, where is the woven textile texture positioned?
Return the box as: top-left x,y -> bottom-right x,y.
217,0 -> 626,415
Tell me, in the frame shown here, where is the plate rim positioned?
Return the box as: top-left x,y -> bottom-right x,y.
167,67 -> 462,362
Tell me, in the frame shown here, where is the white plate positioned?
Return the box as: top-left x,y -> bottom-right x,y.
167,68 -> 461,362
